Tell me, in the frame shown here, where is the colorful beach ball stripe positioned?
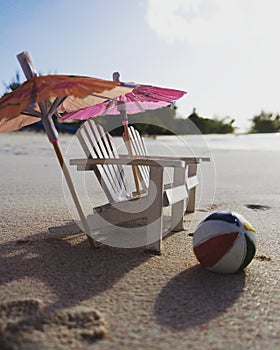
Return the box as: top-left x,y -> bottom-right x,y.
193,211 -> 256,274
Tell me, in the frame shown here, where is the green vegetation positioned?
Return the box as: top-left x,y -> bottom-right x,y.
2,71 -> 21,93
94,106 -> 236,136
249,111 -> 280,133
187,108 -> 235,134
79,107 -> 280,135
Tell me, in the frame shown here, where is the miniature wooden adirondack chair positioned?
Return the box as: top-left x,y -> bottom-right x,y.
67,119 -> 188,253
124,126 -> 210,213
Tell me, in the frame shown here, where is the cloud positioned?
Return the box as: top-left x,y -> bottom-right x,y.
146,0 -> 237,45
145,0 -> 280,46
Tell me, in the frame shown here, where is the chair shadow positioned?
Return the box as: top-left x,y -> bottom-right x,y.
0,230 -> 150,312
154,265 -> 245,331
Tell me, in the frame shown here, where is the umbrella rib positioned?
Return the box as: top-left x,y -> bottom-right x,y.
22,107 -> 43,118
48,96 -> 67,116
90,93 -> 122,102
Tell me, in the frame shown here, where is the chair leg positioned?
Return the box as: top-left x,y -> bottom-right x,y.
186,187 -> 196,213
171,167 -> 185,231
185,163 -> 197,214
145,166 -> 163,254
145,218 -> 162,254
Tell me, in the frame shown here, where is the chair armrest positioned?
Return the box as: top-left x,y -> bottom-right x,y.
177,156 -> 210,163
119,154 -> 210,164
70,157 -> 185,170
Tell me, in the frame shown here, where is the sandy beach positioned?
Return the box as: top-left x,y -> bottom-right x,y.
0,131 -> 279,349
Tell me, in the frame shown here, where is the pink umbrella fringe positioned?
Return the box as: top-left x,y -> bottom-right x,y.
59,85 -> 186,121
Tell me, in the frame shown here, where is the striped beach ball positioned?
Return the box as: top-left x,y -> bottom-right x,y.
193,211 -> 256,274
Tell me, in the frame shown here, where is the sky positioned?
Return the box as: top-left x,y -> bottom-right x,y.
0,0 -> 279,131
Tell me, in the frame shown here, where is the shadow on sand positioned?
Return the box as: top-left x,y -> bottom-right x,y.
154,265 -> 245,330
0,231 -> 150,312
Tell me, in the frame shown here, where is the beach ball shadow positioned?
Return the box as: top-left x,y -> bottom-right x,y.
154,265 -> 245,331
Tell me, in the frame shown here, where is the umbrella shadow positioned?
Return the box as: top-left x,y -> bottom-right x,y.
0,231 -> 150,312
154,265 -> 245,331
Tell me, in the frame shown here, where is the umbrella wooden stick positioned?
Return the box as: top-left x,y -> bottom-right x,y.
120,110 -> 141,195
51,140 -> 96,248
40,112 -> 96,248
17,51 -> 97,248
113,72 -> 141,195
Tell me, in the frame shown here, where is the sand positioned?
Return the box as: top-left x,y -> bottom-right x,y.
0,132 -> 279,349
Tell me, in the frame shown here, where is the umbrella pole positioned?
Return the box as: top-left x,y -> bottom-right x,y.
17,51 -> 96,248
52,140 -> 97,248
122,120 -> 141,195
114,73 -> 141,195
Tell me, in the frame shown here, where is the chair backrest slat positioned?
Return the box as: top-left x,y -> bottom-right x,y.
87,120 -> 119,187
77,124 -> 116,202
77,120 -> 129,202
128,126 -> 150,189
96,123 -> 128,193
98,126 -> 127,189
